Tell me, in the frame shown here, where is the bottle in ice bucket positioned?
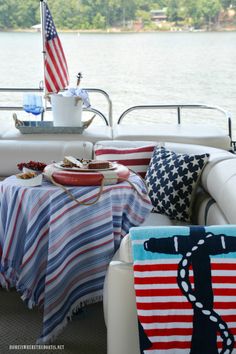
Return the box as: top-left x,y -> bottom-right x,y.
51,72 -> 90,127
76,72 -> 82,87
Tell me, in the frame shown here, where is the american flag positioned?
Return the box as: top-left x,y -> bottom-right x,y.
43,3 -> 69,93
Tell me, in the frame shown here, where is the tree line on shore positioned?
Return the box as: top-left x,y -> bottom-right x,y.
0,0 -> 235,30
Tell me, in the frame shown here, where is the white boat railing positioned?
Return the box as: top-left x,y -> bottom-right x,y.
117,103 -> 233,141
0,87 -> 113,126
1,90 -> 235,150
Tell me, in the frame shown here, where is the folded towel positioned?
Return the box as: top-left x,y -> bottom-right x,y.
62,87 -> 91,108
130,225 -> 236,354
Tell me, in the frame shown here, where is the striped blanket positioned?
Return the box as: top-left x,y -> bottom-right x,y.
131,225 -> 236,354
0,174 -> 152,343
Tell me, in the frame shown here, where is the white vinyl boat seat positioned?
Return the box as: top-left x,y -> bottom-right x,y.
1,125 -> 112,143
0,140 -> 94,176
112,123 -> 231,150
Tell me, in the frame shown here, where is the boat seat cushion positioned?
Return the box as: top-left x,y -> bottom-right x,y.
0,140 -> 93,176
1,125 -> 112,143
112,123 -> 231,150
141,211 -> 189,227
145,146 -> 209,222
201,158 -> 236,224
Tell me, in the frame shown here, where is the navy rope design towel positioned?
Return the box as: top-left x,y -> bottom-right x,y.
131,225 -> 236,354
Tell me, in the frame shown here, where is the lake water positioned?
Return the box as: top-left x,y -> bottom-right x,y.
0,31 -> 236,138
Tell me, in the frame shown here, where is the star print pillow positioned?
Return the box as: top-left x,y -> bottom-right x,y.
145,146 -> 209,222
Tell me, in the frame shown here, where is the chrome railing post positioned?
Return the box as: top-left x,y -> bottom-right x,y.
177,106 -> 181,124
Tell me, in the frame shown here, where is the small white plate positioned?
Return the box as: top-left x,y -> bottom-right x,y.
15,173 -> 43,187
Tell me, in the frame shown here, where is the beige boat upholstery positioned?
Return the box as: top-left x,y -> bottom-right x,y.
112,123 -> 231,150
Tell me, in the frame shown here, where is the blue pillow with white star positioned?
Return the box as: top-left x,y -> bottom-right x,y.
145,146 -> 209,222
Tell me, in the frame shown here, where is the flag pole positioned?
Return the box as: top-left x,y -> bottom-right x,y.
40,0 -> 47,119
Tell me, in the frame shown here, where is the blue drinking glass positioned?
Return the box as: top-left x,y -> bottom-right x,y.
23,94 -> 43,117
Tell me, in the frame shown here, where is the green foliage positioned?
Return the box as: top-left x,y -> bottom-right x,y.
0,0 -> 234,30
